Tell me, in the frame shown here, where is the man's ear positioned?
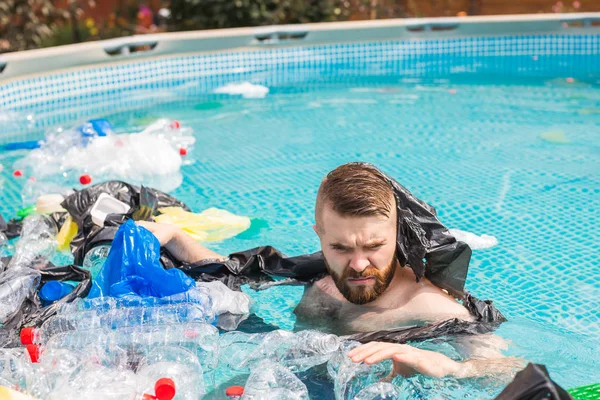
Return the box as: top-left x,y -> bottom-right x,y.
313,224 -> 320,236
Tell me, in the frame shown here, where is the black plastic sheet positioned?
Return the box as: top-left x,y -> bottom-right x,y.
494,363 -> 572,400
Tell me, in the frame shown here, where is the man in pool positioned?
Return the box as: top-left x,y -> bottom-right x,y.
139,162 -> 522,379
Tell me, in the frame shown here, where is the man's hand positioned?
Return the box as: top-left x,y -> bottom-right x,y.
347,342 -> 461,378
347,341 -> 525,379
136,221 -> 180,246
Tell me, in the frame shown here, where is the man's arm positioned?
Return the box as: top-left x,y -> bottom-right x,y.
347,341 -> 525,379
137,221 -> 225,263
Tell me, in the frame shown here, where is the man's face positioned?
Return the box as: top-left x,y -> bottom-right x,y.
315,203 -> 397,305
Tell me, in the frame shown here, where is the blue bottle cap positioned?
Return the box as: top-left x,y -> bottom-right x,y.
39,281 -> 75,302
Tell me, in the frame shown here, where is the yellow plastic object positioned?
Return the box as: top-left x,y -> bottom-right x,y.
155,207 -> 251,242
0,386 -> 38,399
56,216 -> 78,252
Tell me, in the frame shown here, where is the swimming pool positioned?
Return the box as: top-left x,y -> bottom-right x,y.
1,14 -> 599,397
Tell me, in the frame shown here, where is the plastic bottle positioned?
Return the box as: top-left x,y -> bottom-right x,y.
0,347 -> 32,392
241,360 -> 309,400
82,244 -> 111,280
8,215 -> 57,271
354,382 -> 402,400
218,329 -> 340,373
327,341 -> 394,400
136,346 -> 205,400
28,322 -> 219,373
21,302 -> 215,345
0,269 -> 41,324
55,285 -> 213,315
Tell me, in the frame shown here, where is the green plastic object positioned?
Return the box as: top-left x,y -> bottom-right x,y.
16,206 -> 36,219
569,383 -> 600,400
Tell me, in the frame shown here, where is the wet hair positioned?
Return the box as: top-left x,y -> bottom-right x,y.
315,163 -> 395,230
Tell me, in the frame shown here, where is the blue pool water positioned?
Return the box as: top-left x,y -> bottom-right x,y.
1,35 -> 599,395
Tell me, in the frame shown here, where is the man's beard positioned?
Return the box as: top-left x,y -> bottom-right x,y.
325,258 -> 396,305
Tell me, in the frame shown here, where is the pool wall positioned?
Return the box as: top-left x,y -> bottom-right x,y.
0,13 -> 599,145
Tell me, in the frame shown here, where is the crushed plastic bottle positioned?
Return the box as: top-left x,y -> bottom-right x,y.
82,244 -> 111,280
219,330 -> 340,373
7,215 -> 57,271
56,285 -> 213,314
55,283 -> 249,320
197,281 -> 251,316
21,302 -> 215,345
354,382 -> 402,400
242,360 -> 308,400
0,348 -> 32,391
14,119 -> 194,193
327,341 -> 394,400
0,215 -> 61,323
0,268 -> 41,324
42,363 -> 141,400
136,346 -> 205,400
31,322 -> 219,374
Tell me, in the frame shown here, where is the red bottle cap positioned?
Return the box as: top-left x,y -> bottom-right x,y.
13,170 -> 23,177
26,344 -> 40,363
225,386 -> 245,397
170,120 -> 181,129
20,327 -> 36,345
79,174 -> 92,185
155,378 -> 176,400
179,148 -> 187,156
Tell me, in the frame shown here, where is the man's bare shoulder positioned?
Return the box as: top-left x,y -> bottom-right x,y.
404,281 -> 473,321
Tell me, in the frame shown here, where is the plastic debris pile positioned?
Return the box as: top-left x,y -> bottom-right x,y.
13,119 -> 195,192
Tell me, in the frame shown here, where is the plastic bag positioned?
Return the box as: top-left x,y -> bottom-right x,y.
154,207 -> 251,242
494,363 -> 571,400
88,220 -> 195,298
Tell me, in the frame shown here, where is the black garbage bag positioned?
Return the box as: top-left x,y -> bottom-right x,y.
61,181 -> 189,265
61,181 -> 189,224
0,264 -> 91,347
494,363 -> 573,400
0,214 -> 23,240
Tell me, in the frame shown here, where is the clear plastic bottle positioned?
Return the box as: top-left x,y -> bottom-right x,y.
0,347 -> 32,391
0,268 -> 41,324
21,302 -> 215,345
218,329 -> 340,373
136,346 -> 205,400
242,360 -> 309,400
82,244 -> 111,280
8,215 -> 57,270
29,322 -> 219,374
327,341 -> 394,400
354,382 -> 402,400
56,285 -> 213,315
